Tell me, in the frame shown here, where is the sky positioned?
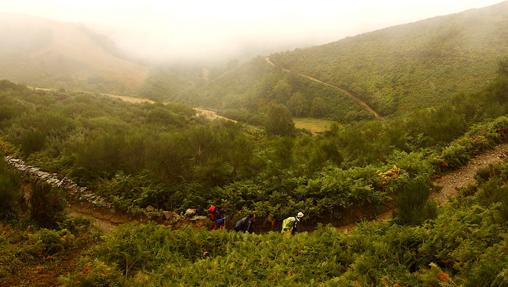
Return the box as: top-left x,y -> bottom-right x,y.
0,0 -> 504,62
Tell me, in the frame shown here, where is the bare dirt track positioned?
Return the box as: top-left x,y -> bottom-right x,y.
431,143 -> 508,205
67,203 -> 133,233
338,143 -> 508,232
193,107 -> 237,123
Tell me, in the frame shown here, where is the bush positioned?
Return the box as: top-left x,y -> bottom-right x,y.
438,116 -> 508,170
60,260 -> 124,287
28,229 -> 66,256
264,103 -> 295,136
0,160 -> 20,220
30,181 -> 66,228
394,176 -> 437,225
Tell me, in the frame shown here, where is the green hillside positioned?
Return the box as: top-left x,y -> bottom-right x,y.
188,1 -> 508,121
1,59 -> 508,285
193,57 -> 373,123
272,1 -> 508,115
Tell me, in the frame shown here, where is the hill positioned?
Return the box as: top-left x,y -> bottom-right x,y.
194,1 -> 508,121
0,14 -> 147,94
1,64 -> 508,284
272,1 -> 508,115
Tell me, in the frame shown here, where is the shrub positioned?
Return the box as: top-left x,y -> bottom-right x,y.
394,176 -> 437,226
28,229 -> 66,256
0,160 -> 20,220
264,103 -> 295,136
30,181 -> 66,228
60,260 -> 124,287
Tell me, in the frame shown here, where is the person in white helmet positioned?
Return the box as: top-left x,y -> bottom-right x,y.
281,212 -> 304,235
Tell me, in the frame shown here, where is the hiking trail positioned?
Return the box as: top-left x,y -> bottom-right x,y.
4,143 -> 507,234
9,89 -> 508,233
338,143 -> 508,232
430,143 -> 508,205
265,57 -> 382,120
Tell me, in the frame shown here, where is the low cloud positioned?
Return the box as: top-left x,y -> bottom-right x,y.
0,0 -> 504,62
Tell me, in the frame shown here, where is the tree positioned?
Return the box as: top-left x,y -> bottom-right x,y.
287,92 -> 308,117
310,97 -> 328,117
265,103 -> 295,136
271,79 -> 292,102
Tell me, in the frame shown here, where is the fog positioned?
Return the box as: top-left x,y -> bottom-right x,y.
0,0 -> 504,63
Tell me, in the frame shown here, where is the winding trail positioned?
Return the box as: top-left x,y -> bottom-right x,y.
12,88 -> 508,233
67,203 -> 133,233
193,107 -> 237,123
337,143 -> 508,232
4,143 -> 507,234
265,57 -> 382,119
430,143 -> 508,205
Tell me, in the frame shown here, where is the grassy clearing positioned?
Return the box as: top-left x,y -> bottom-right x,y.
294,117 -> 338,134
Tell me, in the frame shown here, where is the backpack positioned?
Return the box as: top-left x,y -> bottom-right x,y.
235,216 -> 247,231
208,205 -> 217,221
281,217 -> 296,232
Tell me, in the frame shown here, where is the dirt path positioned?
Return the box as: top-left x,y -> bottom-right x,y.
265,57 -> 382,119
103,93 -> 155,104
336,143 -> 508,232
5,143 -> 508,235
431,143 -> 508,205
67,203 -> 133,233
193,107 -> 237,123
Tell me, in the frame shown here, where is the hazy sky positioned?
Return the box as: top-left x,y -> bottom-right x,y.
0,0 -> 504,62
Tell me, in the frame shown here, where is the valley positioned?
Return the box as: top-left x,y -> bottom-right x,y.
1,1 -> 508,286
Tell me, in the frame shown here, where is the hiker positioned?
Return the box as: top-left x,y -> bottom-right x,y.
234,214 -> 255,233
208,198 -> 225,230
281,212 -> 304,235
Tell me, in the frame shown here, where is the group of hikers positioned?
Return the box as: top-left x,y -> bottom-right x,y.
207,199 -> 304,235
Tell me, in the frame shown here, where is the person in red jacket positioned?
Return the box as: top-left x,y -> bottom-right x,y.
208,198 -> 225,230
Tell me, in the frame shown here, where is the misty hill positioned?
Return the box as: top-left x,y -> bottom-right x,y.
272,1 -> 508,115
194,1 -> 508,120
0,14 -> 147,94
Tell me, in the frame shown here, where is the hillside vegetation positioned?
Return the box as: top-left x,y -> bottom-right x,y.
0,59 -> 507,225
198,57 -> 372,123
62,160 -> 508,286
273,1 -> 508,115
0,60 -> 507,286
2,3 -> 508,286
0,14 -> 146,94
178,1 -> 508,122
